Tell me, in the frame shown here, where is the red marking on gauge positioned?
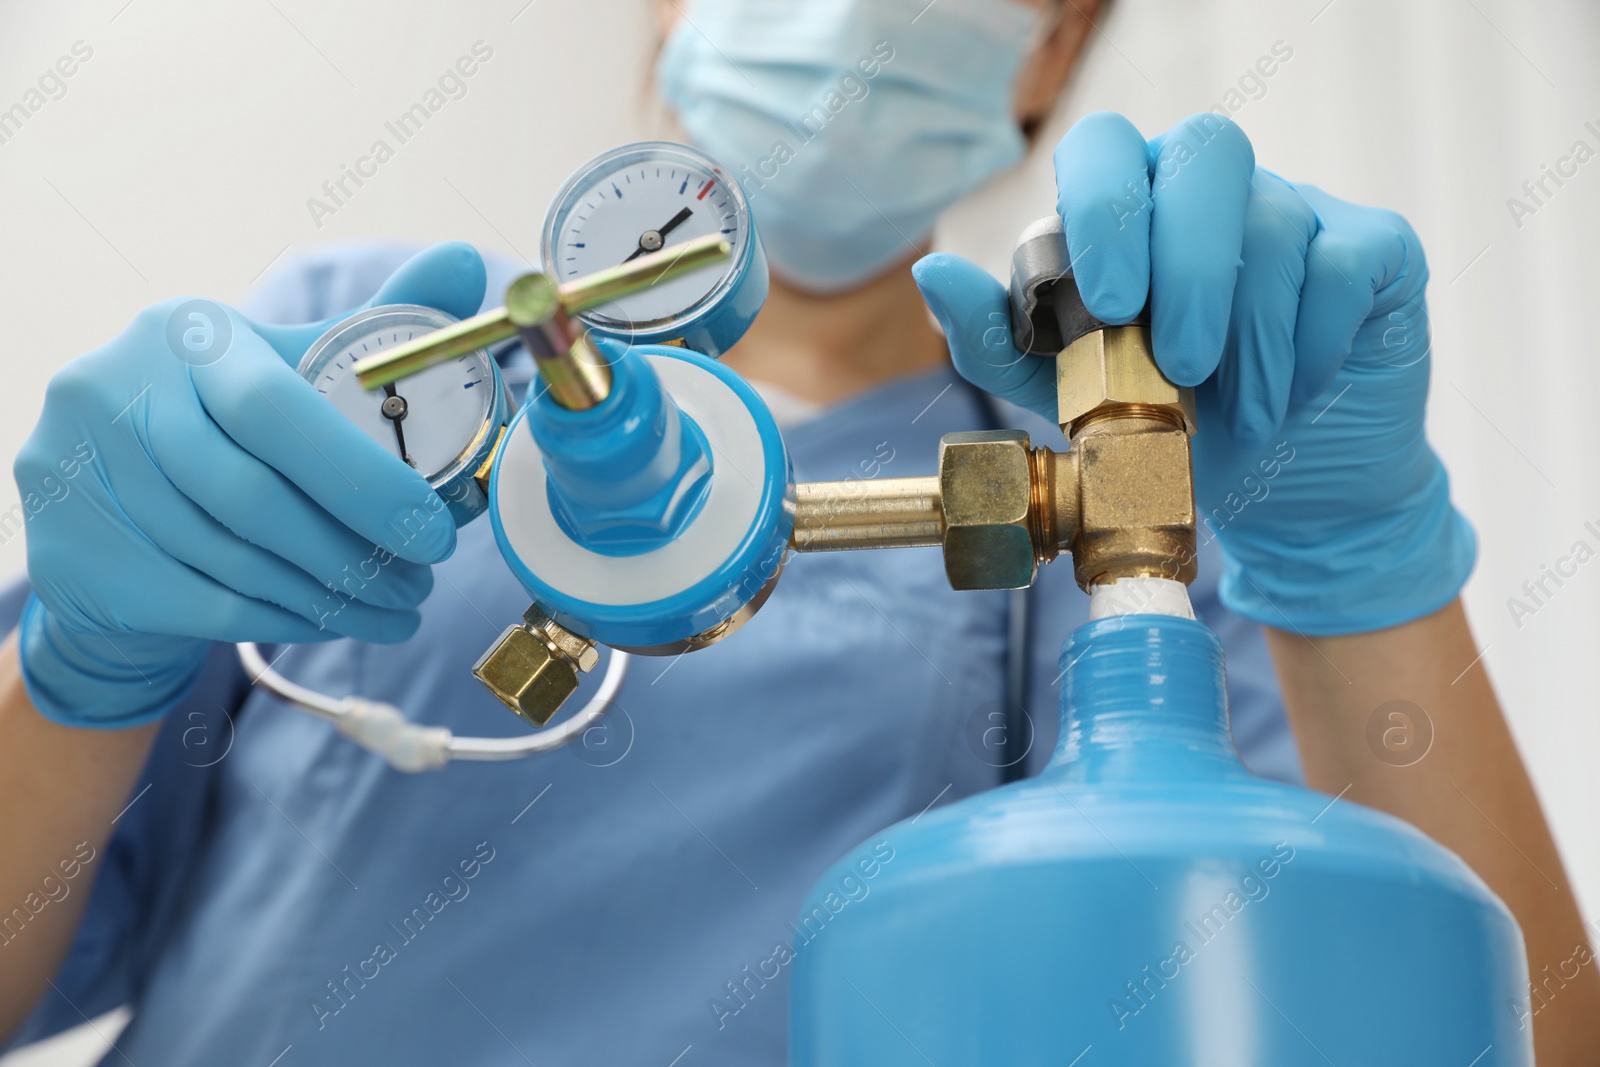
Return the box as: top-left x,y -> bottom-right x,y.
696,179 -> 715,200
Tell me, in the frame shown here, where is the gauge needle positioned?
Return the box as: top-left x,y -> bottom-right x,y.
381,383 -> 414,467
623,206 -> 695,263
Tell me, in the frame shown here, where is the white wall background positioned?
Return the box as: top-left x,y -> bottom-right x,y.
1,0 -> 1596,1061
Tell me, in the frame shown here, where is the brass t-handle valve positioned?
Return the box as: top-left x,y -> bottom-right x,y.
350,233 -> 732,410
790,215 -> 1198,593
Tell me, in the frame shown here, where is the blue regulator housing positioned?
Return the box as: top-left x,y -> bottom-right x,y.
488,343 -> 792,652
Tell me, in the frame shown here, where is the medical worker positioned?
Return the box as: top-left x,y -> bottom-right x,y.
2,0 -> 1595,1063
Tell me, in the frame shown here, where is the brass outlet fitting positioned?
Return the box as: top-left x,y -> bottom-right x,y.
999,212 -> 1199,590
788,431 -> 1065,592
938,431 -> 1040,590
791,478 -> 943,552
1056,324 -> 1197,589
788,323 -> 1197,591
1070,412 -> 1196,589
472,605 -> 599,727
1056,326 -> 1196,436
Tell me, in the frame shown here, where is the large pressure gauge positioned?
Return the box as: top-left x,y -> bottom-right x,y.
540,141 -> 767,358
297,304 -> 511,525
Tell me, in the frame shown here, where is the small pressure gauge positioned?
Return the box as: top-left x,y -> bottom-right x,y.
541,141 -> 767,358
298,304 -> 511,525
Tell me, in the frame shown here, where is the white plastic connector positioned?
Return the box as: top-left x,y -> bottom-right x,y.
336,697 -> 454,773
1088,577 -> 1196,621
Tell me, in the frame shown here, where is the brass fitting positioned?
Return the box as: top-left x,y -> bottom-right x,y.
788,325 -> 1197,591
472,605 -> 599,727
938,431 -> 1039,590
789,432 -> 1064,591
1070,412 -> 1196,589
1056,324 -> 1197,589
1056,326 -> 1196,436
791,478 -> 943,551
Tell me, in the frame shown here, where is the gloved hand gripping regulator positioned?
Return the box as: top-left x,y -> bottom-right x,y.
790,214 -> 1199,593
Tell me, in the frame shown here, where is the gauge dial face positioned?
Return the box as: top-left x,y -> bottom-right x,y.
543,143 -> 751,332
298,306 -> 497,486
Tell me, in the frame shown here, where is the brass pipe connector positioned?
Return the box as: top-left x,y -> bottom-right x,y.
1054,323 -> 1197,589
790,431 -> 1071,590
791,478 -> 943,552
1066,413 -> 1196,589
788,325 -> 1197,592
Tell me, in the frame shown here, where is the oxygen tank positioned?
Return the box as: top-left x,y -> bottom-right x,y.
789,615 -> 1531,1065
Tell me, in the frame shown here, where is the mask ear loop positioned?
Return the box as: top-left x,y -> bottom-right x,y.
1015,0 -> 1068,143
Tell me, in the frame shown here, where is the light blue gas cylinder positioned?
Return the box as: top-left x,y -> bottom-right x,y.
789,615 -> 1532,1065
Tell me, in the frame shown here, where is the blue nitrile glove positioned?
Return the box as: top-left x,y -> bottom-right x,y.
15,243 -> 486,728
915,111 -> 1475,635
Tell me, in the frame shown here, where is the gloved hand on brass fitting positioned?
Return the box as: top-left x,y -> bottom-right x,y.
14,243 -> 481,728
915,111 -> 1475,635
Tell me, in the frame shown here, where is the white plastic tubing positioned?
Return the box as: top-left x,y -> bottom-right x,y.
235,642 -> 629,772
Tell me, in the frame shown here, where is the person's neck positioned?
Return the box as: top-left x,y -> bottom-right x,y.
722,252 -> 950,406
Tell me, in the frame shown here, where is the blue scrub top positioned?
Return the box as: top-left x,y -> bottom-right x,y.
5,244 -> 1300,1065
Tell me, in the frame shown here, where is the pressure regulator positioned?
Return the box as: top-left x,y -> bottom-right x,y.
290,144 -> 1200,754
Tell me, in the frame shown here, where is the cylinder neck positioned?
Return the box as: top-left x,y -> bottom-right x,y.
1045,615 -> 1245,783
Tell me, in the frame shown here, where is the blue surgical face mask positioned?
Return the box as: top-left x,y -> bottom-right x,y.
658,0 -> 1041,294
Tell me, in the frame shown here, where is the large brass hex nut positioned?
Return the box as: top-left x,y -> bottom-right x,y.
938,430 -> 1037,591
1056,326 -> 1196,434
472,624 -> 580,727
